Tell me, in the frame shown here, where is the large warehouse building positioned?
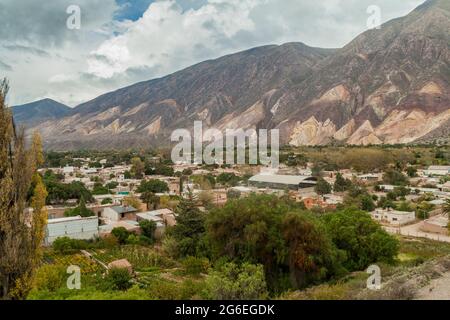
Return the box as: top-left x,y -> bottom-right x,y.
248,174 -> 317,191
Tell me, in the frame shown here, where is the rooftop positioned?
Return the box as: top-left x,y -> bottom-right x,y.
48,215 -> 98,224
110,205 -> 137,214
249,174 -> 316,185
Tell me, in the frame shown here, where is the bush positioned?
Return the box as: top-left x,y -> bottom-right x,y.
111,227 -> 131,244
203,263 -> 268,300
52,237 -> 88,254
32,265 -> 66,292
101,198 -> 113,205
182,256 -> 210,276
139,220 -> 157,241
105,268 -> 132,291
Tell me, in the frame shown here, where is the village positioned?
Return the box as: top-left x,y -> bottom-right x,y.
38,152 -> 450,248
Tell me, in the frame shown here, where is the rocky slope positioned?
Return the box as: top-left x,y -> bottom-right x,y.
12,99 -> 71,127
25,0 -> 449,149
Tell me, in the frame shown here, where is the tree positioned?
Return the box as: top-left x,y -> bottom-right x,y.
140,192 -> 160,210
137,179 -> 169,194
282,212 -> 343,288
226,189 -> 241,200
321,209 -> 399,271
203,263 -> 268,300
139,220 -> 157,241
101,198 -> 113,205
64,196 -> 95,217
197,190 -> 214,207
0,80 -> 48,299
131,157 -> 144,179
206,194 -> 340,291
382,169 -> 409,186
333,173 -> 351,192
123,196 -> 142,212
406,167 -> 418,178
171,194 -> 206,257
315,178 -> 332,195
216,173 -> 240,187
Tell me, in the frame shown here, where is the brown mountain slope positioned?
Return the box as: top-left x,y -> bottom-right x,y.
29,0 -> 449,149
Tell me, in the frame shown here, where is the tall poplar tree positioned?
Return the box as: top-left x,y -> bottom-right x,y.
0,79 -> 47,300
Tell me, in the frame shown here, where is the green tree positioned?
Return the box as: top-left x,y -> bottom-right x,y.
137,179 -> 169,194
131,157 -> 144,179
0,80 -> 48,299
207,194 -> 339,291
139,220 -> 157,241
171,194 -> 206,257
321,209 -> 399,271
382,169 -> 409,186
140,191 -> 160,210
333,173 -> 351,192
226,189 -> 241,200
64,196 -> 95,217
315,178 -> 332,195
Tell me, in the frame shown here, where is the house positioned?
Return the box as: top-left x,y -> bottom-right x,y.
102,205 -> 138,222
248,174 -> 317,191
62,166 -> 75,175
45,216 -> 99,245
371,208 -> 415,226
357,173 -> 381,182
424,166 -> 450,177
136,208 -> 176,238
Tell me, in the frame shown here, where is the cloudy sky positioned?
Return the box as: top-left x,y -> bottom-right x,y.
0,0 -> 425,107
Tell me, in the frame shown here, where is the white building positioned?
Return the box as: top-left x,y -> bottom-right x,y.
45,216 -> 99,245
371,208 -> 416,226
424,166 -> 450,177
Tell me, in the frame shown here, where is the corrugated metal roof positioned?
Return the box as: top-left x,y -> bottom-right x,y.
249,174 -> 316,185
111,206 -> 137,214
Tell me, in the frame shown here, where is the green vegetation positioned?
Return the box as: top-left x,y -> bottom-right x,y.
64,196 -> 95,217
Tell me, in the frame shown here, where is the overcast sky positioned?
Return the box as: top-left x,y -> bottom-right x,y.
0,0 -> 425,107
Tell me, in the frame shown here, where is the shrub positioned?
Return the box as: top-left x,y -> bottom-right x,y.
203,263 -> 268,300
105,267 -> 132,291
139,220 -> 157,241
111,227 -> 131,244
182,256 -> 210,276
52,237 -> 88,254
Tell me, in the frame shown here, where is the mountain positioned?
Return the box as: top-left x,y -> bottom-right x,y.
31,0 -> 449,149
12,99 -> 71,126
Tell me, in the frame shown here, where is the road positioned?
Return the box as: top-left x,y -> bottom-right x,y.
383,220 -> 450,243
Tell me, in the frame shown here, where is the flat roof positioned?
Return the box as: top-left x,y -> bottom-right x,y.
249,174 -> 316,185
48,216 -> 98,224
428,166 -> 450,171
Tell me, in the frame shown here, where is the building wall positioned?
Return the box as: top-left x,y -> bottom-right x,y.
45,217 -> 99,245
102,207 -> 120,221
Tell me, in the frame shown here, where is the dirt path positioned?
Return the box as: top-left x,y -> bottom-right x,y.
415,272 -> 450,300
384,220 -> 450,243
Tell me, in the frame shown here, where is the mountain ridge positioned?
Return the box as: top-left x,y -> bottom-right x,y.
20,0 -> 450,149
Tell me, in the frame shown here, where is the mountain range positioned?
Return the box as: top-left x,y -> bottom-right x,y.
14,0 -> 450,149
